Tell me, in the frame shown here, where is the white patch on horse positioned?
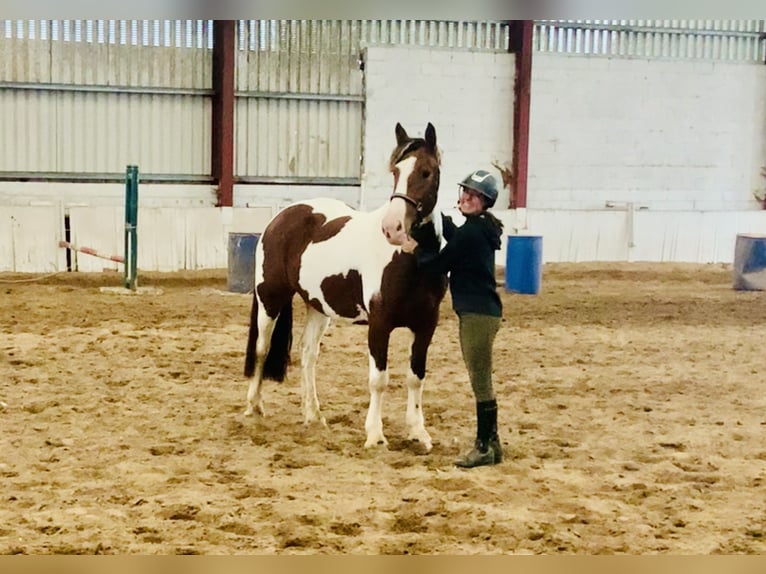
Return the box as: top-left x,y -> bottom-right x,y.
299,199 -> 398,321
431,209 -> 447,249
405,367 -> 432,450
365,353 -> 389,448
381,155 -> 416,246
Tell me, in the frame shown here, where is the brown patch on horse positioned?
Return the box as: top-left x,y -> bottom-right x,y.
314,215 -> 351,243
380,252 -> 447,329
407,148 -> 441,218
259,204 -> 322,318
318,269 -> 366,319
260,204 -> 353,318
367,251 -> 447,374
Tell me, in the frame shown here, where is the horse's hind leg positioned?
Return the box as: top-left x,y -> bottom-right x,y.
244,305 -> 277,417
404,327 -> 435,451
300,305 -> 330,426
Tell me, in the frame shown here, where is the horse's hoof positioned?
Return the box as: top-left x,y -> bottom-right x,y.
244,403 -> 265,417
407,429 -> 432,452
303,411 -> 327,427
364,436 -> 388,449
303,417 -> 327,427
410,438 -> 433,453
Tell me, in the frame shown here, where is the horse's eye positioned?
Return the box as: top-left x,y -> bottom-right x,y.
422,170 -> 430,179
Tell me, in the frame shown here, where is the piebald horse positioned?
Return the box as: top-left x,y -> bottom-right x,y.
243,122 -> 446,451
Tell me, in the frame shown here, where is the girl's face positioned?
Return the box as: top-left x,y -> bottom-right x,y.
457,187 -> 485,216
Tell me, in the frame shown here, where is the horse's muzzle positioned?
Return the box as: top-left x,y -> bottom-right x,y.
382,223 -> 407,246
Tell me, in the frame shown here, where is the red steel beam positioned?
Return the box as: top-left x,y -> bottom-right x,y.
212,20 -> 235,207
509,20 -> 533,209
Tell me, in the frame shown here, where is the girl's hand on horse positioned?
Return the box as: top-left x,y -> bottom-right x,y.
401,236 -> 419,254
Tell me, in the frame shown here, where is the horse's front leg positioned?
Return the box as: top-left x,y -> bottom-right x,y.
364,325 -> 390,448
405,325 -> 436,451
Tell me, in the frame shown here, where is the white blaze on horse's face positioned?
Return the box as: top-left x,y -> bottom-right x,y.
381,155 -> 416,246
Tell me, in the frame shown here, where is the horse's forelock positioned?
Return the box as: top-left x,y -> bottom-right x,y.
389,138 -> 439,170
389,140 -> 419,169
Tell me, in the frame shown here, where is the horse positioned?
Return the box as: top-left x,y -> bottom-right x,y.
243,122 -> 447,451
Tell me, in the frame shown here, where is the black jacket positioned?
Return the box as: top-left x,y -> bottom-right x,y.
412,213 -> 502,317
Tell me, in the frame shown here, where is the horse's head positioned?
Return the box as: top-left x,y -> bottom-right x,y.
381,122 -> 440,246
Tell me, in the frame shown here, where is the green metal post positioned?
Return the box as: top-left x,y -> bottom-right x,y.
124,165 -> 139,290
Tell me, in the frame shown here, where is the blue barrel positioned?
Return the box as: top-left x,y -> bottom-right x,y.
505,235 -> 543,295
733,233 -> 766,291
227,233 -> 260,293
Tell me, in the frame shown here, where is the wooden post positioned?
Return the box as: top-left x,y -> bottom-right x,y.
212,20 -> 235,207
509,20 -> 533,210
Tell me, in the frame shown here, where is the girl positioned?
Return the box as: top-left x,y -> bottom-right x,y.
406,169 -> 504,468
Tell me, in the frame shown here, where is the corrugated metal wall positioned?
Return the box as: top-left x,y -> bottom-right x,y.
0,20 -> 213,179
536,20 -> 766,62
234,20 -> 364,183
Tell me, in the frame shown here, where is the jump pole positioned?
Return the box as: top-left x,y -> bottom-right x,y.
124,165 -> 139,290
58,241 -> 125,264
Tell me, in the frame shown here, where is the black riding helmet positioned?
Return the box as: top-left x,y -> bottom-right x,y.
458,169 -> 498,208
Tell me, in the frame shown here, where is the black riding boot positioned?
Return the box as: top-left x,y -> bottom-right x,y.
455,399 -> 502,468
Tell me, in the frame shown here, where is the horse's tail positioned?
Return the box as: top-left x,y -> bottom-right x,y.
244,292 -> 293,381
263,302 -> 293,381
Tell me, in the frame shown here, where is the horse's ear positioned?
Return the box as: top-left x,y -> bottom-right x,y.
395,122 -> 409,145
425,122 -> 436,148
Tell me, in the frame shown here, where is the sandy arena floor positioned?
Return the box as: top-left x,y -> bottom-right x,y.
1,262 -> 765,554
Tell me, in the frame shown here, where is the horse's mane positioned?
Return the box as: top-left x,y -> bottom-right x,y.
388,139 -> 441,170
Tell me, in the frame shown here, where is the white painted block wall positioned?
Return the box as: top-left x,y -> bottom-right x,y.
527,53 -> 766,212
